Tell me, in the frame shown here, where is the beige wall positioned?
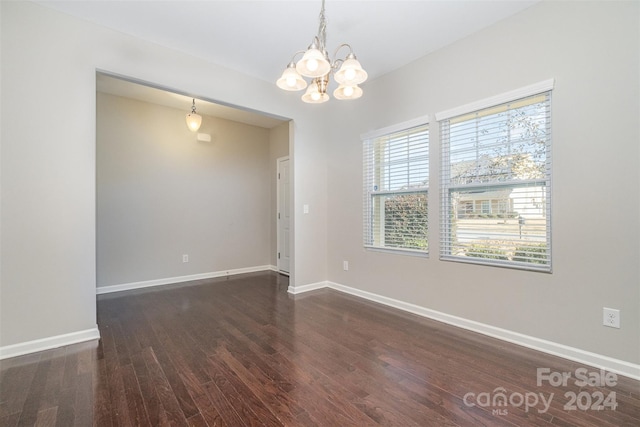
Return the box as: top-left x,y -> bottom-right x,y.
97,93 -> 278,287
326,0 -> 639,364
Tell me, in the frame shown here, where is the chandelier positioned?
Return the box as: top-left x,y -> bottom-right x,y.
276,0 -> 368,104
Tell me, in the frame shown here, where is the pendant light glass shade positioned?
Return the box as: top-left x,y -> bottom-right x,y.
186,113 -> 202,132
185,99 -> 202,132
276,63 -> 308,91
334,57 -> 368,85
333,84 -> 363,100
301,81 -> 329,104
296,48 -> 331,78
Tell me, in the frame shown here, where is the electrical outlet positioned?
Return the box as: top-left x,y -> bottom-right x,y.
182,254 -> 189,263
343,260 -> 349,271
603,308 -> 620,328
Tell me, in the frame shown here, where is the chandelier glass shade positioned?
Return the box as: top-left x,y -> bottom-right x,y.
334,56 -> 367,85
276,0 -> 367,104
276,63 -> 308,91
334,83 -> 363,100
301,76 -> 330,104
297,47 -> 331,78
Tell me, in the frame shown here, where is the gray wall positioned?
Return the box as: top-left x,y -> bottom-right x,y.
325,0 -> 639,364
97,93 -> 279,287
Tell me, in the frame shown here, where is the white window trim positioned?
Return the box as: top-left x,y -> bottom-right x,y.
361,115 -> 430,141
435,79 -> 554,121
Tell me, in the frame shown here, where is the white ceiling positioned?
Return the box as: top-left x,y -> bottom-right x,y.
37,0 -> 540,127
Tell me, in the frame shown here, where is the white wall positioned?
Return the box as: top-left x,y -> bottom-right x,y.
97,93 -> 275,287
326,1 -> 639,365
0,1 -> 327,350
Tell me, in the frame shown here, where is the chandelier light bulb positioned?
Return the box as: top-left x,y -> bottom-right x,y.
307,58 -> 319,72
345,68 -> 356,81
343,85 -> 354,97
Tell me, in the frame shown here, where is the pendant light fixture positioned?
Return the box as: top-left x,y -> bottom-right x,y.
185,98 -> 202,132
276,0 -> 368,103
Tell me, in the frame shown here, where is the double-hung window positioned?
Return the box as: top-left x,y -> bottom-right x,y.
438,81 -> 553,271
363,118 -> 429,254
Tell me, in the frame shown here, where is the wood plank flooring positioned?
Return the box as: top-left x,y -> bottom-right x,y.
1,271 -> 639,426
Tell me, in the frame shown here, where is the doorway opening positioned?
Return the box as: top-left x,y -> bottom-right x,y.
95,71 -> 293,294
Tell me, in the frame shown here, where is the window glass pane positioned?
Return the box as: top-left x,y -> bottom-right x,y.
449,96 -> 548,185
440,92 -> 551,271
445,185 -> 549,265
374,127 -> 429,191
371,192 -> 428,251
364,123 -> 429,253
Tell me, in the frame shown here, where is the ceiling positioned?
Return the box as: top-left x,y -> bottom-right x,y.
96,73 -> 288,129
38,0 -> 540,127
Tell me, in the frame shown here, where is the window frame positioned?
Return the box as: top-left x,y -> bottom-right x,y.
437,79 -> 554,272
362,116 -> 430,256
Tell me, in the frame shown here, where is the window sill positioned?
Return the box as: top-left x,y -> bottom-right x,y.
364,246 -> 429,258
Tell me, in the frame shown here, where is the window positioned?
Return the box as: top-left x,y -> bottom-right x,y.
363,118 -> 429,254
438,81 -> 552,271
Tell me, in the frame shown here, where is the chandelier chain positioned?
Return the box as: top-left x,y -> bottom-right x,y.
317,0 -> 327,52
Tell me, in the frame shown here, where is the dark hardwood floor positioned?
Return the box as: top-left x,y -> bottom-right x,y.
1,271 -> 638,426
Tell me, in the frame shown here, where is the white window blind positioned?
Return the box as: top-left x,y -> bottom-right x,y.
440,91 -> 552,271
363,123 -> 429,253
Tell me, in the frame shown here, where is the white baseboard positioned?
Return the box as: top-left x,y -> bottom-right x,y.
97,265 -> 278,295
287,280 -> 328,295
293,280 -> 640,381
0,327 -> 100,360
2,266 -> 279,360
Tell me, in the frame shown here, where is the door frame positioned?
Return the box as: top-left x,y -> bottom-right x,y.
276,155 -> 290,274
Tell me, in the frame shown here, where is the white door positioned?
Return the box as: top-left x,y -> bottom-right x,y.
277,157 -> 290,273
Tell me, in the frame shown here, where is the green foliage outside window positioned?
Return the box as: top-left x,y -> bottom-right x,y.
464,241 -> 548,263
383,193 -> 428,250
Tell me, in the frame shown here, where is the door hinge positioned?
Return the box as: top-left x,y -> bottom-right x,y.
278,212 -> 280,219
278,252 -> 281,259
278,173 -> 280,179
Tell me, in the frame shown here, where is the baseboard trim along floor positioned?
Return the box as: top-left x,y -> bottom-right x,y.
96,265 -> 278,295
289,280 -> 640,381
0,327 -> 100,360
